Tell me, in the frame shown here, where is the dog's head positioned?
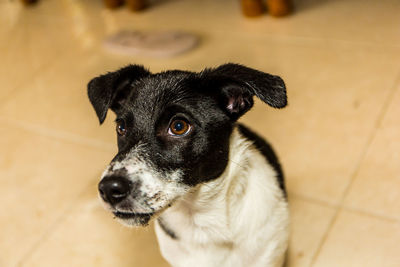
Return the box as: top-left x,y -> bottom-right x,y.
88,63 -> 287,226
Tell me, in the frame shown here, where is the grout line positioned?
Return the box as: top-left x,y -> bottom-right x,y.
0,117 -> 115,153
288,190 -> 339,209
341,206 -> 399,224
309,71 -> 400,266
289,190 -> 400,223
309,207 -> 341,266
339,73 -> 400,203
17,178 -> 98,267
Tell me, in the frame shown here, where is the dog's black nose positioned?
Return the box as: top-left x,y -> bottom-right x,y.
98,176 -> 131,205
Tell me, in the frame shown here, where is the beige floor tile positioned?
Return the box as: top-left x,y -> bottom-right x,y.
0,49 -> 125,145
0,2 -> 98,101
343,83 -> 400,220
239,41 -> 400,204
22,180 -> 169,267
287,196 -> 336,267
0,25 -> 41,100
0,123 -> 112,267
313,210 -> 400,267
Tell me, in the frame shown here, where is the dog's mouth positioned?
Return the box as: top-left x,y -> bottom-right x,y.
112,211 -> 155,226
113,211 -> 154,219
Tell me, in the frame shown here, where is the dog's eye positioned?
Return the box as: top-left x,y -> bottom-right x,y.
168,119 -> 191,136
116,120 -> 127,136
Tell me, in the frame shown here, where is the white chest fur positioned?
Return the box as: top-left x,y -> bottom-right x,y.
155,129 -> 289,267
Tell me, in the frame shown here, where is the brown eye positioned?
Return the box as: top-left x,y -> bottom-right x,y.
168,119 -> 191,136
116,120 -> 127,136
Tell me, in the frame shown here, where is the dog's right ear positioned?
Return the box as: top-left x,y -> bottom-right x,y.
199,63 -> 287,121
87,65 -> 150,124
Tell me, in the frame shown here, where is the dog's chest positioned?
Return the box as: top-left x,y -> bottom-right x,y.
154,192 -> 288,267
155,212 -> 239,267
154,179 -> 243,266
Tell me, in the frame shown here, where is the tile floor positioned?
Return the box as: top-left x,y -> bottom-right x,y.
1,0 -> 399,266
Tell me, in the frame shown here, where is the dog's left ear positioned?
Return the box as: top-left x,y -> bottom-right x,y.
202,63 -> 287,120
87,65 -> 150,124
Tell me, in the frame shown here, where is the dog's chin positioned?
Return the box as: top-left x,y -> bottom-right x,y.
113,211 -> 155,227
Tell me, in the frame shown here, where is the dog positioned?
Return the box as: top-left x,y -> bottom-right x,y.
88,63 -> 289,267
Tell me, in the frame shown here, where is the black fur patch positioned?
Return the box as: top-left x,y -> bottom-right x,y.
237,124 -> 286,197
158,217 -> 178,240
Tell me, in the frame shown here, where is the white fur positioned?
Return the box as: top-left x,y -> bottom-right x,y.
155,128 -> 290,267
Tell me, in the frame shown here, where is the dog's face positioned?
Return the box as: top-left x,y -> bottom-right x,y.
88,64 -> 287,226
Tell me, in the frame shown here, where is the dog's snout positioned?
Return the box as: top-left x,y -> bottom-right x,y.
98,176 -> 131,205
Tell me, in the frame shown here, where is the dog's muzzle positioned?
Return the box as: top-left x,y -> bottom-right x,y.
98,175 -> 154,225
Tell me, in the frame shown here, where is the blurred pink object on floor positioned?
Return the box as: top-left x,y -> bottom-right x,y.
103,30 -> 199,58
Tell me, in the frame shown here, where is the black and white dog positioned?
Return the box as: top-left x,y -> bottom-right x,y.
88,63 -> 289,267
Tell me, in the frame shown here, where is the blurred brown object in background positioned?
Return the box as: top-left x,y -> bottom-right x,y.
126,0 -> 147,11
104,0 -> 124,9
20,0 -> 38,5
241,0 -> 265,17
266,0 -> 292,17
21,0 -> 291,17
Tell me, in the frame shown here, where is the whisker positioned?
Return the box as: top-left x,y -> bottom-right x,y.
228,159 -> 249,172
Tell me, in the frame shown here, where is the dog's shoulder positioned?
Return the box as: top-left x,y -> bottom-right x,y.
236,123 -> 286,197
